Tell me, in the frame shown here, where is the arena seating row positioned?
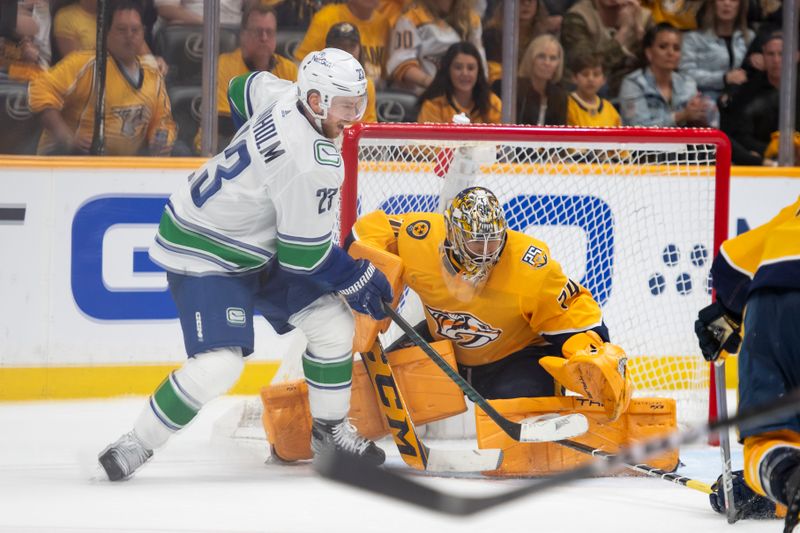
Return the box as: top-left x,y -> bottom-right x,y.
0,84 -> 418,156
0,24 -> 420,155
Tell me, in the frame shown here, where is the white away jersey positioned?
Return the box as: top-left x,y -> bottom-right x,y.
149,90 -> 344,275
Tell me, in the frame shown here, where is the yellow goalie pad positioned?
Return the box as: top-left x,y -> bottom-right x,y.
386,340 -> 467,425
260,363 -> 390,462
475,396 -> 678,476
260,341 -> 465,461
348,241 -> 405,353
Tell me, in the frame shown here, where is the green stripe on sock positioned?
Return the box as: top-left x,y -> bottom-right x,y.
302,355 -> 353,385
152,376 -> 199,428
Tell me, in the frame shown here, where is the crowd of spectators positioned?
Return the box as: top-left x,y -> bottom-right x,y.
0,0 -> 795,163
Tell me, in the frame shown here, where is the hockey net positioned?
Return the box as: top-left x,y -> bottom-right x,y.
337,123 -> 731,429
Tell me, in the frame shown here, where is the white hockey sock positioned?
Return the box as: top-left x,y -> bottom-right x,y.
134,347 -> 244,450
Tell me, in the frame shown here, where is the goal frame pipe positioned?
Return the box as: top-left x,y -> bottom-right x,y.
340,123 -> 732,434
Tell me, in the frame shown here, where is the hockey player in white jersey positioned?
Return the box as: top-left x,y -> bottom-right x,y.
98,49 -> 392,481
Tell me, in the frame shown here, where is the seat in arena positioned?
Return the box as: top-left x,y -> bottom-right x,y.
0,81 -> 42,154
375,89 -> 418,123
168,85 -> 202,155
276,27 -> 305,62
154,25 -> 240,85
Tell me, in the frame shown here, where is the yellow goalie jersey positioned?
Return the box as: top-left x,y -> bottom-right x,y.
29,50 -> 176,156
712,195 -> 800,315
352,210 -> 605,366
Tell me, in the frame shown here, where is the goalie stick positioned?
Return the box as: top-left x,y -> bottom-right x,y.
314,385 -> 800,516
383,303 -> 715,493
382,303 -> 589,444
360,339 -> 503,472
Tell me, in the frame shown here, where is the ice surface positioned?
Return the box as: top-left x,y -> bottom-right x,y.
0,397 -> 780,533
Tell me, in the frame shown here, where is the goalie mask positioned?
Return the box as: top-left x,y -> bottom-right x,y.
442,187 -> 507,288
297,48 -> 368,130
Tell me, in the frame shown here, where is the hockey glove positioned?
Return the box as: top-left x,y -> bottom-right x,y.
337,259 -> 393,321
540,339 -> 633,422
694,302 -> 742,362
709,470 -> 777,520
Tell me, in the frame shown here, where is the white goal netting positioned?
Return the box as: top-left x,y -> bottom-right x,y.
338,124 -> 730,429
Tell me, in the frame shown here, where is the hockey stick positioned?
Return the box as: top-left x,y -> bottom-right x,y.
551,435 -> 712,494
383,303 -> 714,494
714,361 -> 738,522
360,339 -> 503,472
314,385 -> 800,515
382,303 -> 589,443
90,0 -> 108,155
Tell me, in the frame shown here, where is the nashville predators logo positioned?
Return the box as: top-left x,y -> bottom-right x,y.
426,306 -> 501,348
407,220 -> 430,240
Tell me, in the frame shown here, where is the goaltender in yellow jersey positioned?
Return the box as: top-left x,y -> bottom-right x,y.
349,187 -> 632,422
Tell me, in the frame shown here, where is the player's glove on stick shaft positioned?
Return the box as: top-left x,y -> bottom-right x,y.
337,259 -> 393,320
695,302 -> 742,362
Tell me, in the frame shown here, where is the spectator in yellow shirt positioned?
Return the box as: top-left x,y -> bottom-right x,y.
54,0 -> 167,74
566,51 -> 621,127
29,2 -> 176,155
324,22 -> 377,123
220,4 -> 297,116
294,0 -> 390,87
417,41 -> 501,124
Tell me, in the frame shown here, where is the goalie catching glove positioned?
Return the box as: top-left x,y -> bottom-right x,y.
336,259 -> 393,320
539,331 -> 633,422
694,302 -> 742,362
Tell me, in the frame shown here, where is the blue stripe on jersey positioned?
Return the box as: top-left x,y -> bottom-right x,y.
276,231 -> 333,245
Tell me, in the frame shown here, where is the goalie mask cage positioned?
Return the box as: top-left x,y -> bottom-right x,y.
339,123 -> 731,431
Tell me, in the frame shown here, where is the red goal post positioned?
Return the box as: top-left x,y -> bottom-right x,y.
339,123 -> 731,431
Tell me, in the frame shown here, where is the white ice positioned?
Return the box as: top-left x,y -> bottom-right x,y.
0,397 -> 782,533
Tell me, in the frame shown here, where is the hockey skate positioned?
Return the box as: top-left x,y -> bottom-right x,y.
98,431 -> 153,481
311,418 -> 385,466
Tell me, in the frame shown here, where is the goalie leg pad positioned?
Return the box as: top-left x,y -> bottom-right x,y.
260,366 -> 390,462
475,396 -> 678,476
386,340 -> 467,426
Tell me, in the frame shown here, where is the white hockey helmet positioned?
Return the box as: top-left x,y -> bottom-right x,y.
297,48 -> 368,123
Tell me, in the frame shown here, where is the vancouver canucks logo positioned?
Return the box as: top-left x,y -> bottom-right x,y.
426,306 -> 501,348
